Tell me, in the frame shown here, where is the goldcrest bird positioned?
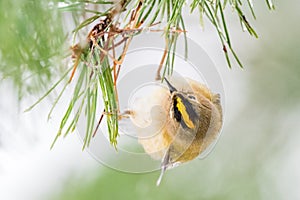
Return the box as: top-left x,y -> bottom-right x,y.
128,76 -> 223,185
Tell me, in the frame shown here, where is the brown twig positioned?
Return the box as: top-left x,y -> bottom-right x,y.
93,1 -> 144,137
156,38 -> 169,81
92,109 -> 105,138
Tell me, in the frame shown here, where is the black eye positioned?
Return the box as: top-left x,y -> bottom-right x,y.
188,95 -> 196,100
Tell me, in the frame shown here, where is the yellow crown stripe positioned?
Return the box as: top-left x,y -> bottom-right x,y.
175,97 -> 195,129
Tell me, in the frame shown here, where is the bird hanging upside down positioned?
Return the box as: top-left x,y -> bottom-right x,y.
127,77 -> 223,185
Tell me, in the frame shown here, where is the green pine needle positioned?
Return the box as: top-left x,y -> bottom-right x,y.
6,0 -> 275,150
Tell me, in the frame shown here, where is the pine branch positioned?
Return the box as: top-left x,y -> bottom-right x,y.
1,0 -> 275,149
0,1 -> 65,100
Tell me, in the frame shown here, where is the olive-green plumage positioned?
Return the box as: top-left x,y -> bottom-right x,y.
129,77 -> 223,185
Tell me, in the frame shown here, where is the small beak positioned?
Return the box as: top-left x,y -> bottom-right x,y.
164,78 -> 177,93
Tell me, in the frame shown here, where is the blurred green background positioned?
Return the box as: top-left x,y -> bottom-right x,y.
1,1 -> 299,200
